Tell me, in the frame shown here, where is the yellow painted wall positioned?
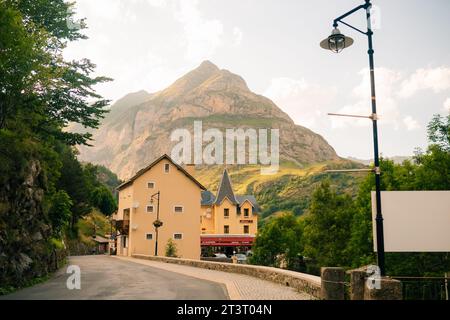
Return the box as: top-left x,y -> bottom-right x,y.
202,199 -> 258,236
238,201 -> 258,235
213,198 -> 238,234
126,159 -> 202,259
200,205 -> 215,234
117,184 -> 133,220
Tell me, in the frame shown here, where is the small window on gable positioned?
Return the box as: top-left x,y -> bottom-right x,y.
174,206 -> 184,213
244,208 -> 249,217
164,163 -> 170,173
173,233 -> 183,240
146,205 -> 154,213
146,233 -> 153,240
224,208 -> 229,218
148,182 -> 155,189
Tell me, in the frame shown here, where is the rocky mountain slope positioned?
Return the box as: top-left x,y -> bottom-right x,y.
76,61 -> 339,179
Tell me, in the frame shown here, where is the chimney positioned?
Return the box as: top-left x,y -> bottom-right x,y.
184,164 -> 196,176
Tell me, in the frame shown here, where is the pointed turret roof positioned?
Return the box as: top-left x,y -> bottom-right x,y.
214,169 -> 238,205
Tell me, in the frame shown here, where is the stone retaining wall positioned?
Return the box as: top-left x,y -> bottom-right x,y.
132,254 -> 321,298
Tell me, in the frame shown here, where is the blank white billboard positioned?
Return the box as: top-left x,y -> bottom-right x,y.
372,191 -> 450,252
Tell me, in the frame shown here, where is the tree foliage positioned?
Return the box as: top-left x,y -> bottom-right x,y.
47,190 -> 72,236
251,213 -> 303,270
302,180 -> 355,271
91,185 -> 117,217
252,114 -> 450,279
0,0 -> 117,289
165,239 -> 178,258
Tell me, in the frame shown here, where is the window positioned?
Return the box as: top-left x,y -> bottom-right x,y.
146,205 -> 154,213
173,233 -> 183,240
174,206 -> 184,213
224,208 -> 229,219
224,225 -> 229,234
146,233 -> 153,240
164,163 -> 170,173
244,208 -> 249,218
147,181 -> 155,189
243,225 -> 249,234
122,236 -> 127,248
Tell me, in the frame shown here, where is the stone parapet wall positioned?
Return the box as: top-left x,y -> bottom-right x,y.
132,254 -> 321,298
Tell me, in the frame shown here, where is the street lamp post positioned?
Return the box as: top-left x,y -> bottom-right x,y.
151,191 -> 162,256
320,0 -> 386,275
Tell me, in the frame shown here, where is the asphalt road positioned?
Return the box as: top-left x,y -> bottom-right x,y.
1,255 -> 228,300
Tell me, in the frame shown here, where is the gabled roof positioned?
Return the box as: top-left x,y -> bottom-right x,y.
214,169 -> 238,205
236,195 -> 260,213
201,190 -> 216,206
116,154 -> 206,191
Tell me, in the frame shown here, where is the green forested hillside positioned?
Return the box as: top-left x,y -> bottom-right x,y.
194,159 -> 365,225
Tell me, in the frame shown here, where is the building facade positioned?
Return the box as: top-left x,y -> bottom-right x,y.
200,169 -> 259,256
113,155 -> 206,259
113,155 -> 259,259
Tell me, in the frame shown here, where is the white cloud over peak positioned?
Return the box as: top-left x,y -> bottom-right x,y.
175,0 -> 224,62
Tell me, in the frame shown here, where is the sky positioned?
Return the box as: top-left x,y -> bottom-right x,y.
64,0 -> 450,159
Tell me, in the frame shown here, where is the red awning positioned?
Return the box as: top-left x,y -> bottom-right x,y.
201,236 -> 255,247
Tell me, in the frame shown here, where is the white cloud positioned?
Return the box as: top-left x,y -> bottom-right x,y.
264,77 -> 337,129
175,0 -> 224,62
403,116 -> 420,131
443,98 -> 450,113
332,68 -> 402,129
398,67 -> 450,98
232,27 -> 243,46
144,0 -> 168,7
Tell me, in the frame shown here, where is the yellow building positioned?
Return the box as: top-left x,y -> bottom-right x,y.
113,156 -> 259,259
113,154 -> 206,259
200,169 -> 259,256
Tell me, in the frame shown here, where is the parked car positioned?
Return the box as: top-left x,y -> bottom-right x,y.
213,253 -> 228,259
235,253 -> 247,264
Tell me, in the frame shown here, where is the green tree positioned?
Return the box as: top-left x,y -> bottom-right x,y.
56,146 -> 92,234
250,213 -> 303,270
1,0 -> 111,145
91,185 -> 117,216
0,0 -> 111,289
302,181 -> 355,272
48,190 -> 72,236
426,114 -> 450,152
165,239 -> 178,258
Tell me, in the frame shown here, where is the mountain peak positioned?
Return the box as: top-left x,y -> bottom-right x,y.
197,60 -> 219,72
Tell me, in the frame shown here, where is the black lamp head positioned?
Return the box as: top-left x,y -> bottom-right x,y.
320,27 -> 354,53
